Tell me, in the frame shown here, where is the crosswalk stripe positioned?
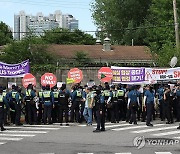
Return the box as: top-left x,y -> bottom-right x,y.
132,126 -> 177,134
115,153 -> 132,154
5,126 -> 60,130
0,134 -> 35,137
0,142 -> 6,145
5,130 -> 47,134
112,124 -> 165,131
101,123 -> 131,129
155,152 -> 172,154
153,130 -> 180,136
79,121 -> 126,127
0,137 -> 23,141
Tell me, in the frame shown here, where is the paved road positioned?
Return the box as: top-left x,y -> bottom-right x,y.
0,121 -> 180,154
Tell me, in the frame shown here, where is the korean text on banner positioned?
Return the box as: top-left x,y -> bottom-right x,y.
111,66 -> 145,84
0,60 -> 29,78
145,67 -> 180,82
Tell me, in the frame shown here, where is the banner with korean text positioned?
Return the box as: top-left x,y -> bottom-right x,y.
145,67 -> 180,83
111,66 -> 145,84
0,60 -> 30,78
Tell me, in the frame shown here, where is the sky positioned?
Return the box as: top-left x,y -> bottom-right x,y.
0,0 -> 97,35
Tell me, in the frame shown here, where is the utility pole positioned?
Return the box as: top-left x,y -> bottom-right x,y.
173,0 -> 180,49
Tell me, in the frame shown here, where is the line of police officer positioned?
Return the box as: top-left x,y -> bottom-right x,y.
0,82 -> 180,131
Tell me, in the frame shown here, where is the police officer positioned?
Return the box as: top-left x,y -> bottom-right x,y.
24,84 -> 37,125
157,85 -> 165,121
164,85 -> 173,124
70,85 -> 82,123
102,82 -> 112,122
42,84 -> 54,125
52,86 -> 59,123
8,85 -> 17,124
37,86 -> 45,124
175,85 -> 180,122
2,86 -> 9,125
117,84 -> 125,121
0,88 -> 8,131
59,84 -> 70,126
15,87 -> 23,126
93,86 -> 105,132
111,85 -> 119,123
127,86 -> 140,125
144,85 -> 155,126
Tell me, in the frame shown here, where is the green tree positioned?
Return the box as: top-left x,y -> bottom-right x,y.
0,22 -> 13,46
42,28 -> 96,45
91,0 -> 151,44
74,51 -> 91,66
0,36 -> 55,64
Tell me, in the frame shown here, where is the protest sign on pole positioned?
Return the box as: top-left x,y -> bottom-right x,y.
22,73 -> 36,88
98,67 -> 113,83
68,68 -> 83,84
41,73 -> 57,88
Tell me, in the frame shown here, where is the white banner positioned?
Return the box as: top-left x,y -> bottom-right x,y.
145,67 -> 180,83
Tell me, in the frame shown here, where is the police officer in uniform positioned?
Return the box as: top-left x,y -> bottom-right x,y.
175,85 -> 180,122
93,86 -> 105,132
8,85 -> 17,124
42,84 -> 54,124
59,84 -> 70,126
117,84 -> 125,121
70,85 -> 82,123
0,88 -> 8,131
2,86 -> 9,125
15,87 -> 23,126
111,85 -> 119,123
144,85 -> 155,126
52,86 -> 59,123
102,82 -> 112,122
37,86 -> 45,124
157,85 -> 165,121
24,84 -> 37,125
127,86 -> 140,125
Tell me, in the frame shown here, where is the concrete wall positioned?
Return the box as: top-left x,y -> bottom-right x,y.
0,67 -> 102,90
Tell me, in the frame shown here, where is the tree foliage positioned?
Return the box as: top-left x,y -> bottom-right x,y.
42,28 -> 96,45
91,0 -> 151,44
0,22 -> 13,46
0,36 -> 55,65
74,51 -> 91,66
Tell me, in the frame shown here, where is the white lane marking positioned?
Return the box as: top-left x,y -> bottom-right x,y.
0,134 -> 35,137
112,124 -> 165,131
5,130 -> 47,134
6,126 -> 60,130
115,153 -> 132,154
0,137 -> 23,141
132,126 -> 177,133
155,152 -> 172,154
0,142 -> 6,145
153,130 -> 180,136
173,136 -> 180,139
78,153 -> 94,154
78,121 -> 126,127
102,123 -> 131,129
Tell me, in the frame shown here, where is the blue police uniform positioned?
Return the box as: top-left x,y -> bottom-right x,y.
42,90 -> 54,124
128,90 -> 139,124
144,90 -> 155,126
157,87 -> 165,121
24,89 -> 37,125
